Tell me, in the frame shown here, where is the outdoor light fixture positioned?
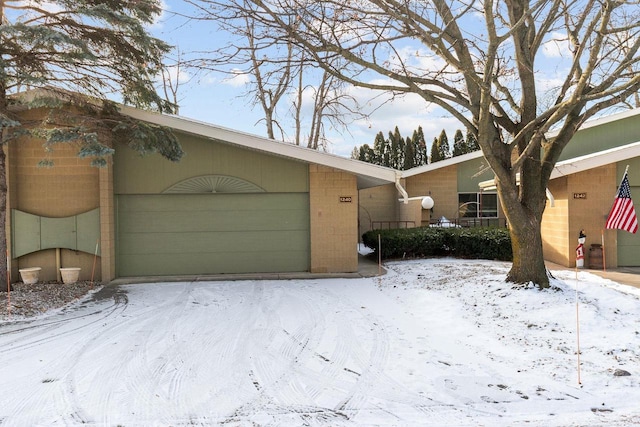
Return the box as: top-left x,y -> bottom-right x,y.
421,196 -> 435,210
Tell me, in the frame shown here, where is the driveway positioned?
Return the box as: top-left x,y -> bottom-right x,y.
1,259 -> 639,426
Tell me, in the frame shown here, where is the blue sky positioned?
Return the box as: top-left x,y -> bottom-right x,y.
150,1 -> 481,157
150,1 -> 573,158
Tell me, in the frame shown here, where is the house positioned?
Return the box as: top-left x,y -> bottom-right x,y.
359,107 -> 640,269
7,100 -> 400,283
7,95 -> 640,283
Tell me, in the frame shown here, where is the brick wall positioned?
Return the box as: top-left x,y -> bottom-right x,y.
358,184 -> 399,237
8,109 -> 103,282
542,165 -> 617,268
309,165 -> 358,273
406,166 -> 458,223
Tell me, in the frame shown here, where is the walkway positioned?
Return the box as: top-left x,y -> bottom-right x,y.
546,262 -> 640,289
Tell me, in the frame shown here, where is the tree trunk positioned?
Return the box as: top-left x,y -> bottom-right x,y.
0,144 -> 9,292
497,175 -> 550,289
506,211 -> 550,288
0,75 -> 9,292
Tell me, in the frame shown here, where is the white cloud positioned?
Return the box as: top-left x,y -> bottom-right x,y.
221,69 -> 251,88
542,32 -> 571,59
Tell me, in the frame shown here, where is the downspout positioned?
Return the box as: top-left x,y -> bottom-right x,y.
546,188 -> 555,207
395,172 -> 409,204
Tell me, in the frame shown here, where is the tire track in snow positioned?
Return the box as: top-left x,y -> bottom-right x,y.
0,288 -> 129,426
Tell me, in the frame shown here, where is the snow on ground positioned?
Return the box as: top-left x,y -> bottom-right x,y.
0,258 -> 639,426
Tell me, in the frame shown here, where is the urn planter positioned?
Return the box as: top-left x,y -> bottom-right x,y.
60,267 -> 81,284
19,267 -> 42,285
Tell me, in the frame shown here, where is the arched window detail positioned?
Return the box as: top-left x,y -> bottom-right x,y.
163,175 -> 266,194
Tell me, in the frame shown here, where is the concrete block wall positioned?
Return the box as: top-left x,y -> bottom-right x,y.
541,177 -> 570,266
406,166 -> 459,223
99,163 -> 116,281
8,110 -> 103,283
568,165 -> 617,268
309,165 -> 358,273
358,184 -> 400,238
542,165 -> 617,268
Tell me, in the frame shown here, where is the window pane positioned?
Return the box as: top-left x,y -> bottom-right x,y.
458,193 -> 478,218
480,193 -> 498,218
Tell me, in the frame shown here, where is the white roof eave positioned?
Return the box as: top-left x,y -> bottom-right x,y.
478,141 -> 640,190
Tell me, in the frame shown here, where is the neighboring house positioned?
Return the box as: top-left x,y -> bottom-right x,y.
8,100 -> 400,283
360,107 -> 640,269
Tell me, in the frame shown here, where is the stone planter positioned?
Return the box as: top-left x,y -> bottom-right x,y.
19,267 -> 42,285
60,267 -> 81,284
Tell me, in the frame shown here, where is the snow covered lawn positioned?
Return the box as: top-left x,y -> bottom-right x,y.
1,258 -> 639,426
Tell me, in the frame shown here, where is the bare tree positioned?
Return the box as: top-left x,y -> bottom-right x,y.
202,0 -> 640,288
183,0 -> 365,148
159,48 -> 200,115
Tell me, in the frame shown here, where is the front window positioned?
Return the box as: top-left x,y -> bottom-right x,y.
458,192 -> 498,218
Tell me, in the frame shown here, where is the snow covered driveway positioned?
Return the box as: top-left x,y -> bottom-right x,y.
1,259 -> 639,426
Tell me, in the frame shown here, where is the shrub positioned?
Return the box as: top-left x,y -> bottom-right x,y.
362,226 -> 512,261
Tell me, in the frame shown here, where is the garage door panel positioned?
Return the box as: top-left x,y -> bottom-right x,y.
118,230 -> 310,255
118,193 -> 305,212
117,193 -> 310,275
118,209 -> 308,233
118,250 -> 310,276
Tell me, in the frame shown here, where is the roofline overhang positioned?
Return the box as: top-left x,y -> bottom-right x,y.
479,141 -> 640,191
119,105 -> 398,189
401,150 -> 485,178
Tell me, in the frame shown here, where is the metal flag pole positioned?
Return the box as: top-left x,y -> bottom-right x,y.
90,239 -> 99,289
6,250 -> 10,318
576,275 -> 582,386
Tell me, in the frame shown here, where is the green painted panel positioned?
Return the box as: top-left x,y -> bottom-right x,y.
11,208 -> 100,257
41,216 -> 76,251
116,193 -> 310,276
616,181 -> 640,266
11,210 -> 41,257
117,250 -> 310,276
558,114 -> 640,162
77,209 -> 101,256
113,133 -> 309,195
457,157 -> 494,193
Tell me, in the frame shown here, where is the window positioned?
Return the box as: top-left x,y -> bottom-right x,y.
458,192 -> 498,218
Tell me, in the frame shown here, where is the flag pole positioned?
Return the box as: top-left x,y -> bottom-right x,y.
576,276 -> 582,386
90,238 -> 99,289
6,250 -> 10,319
601,230 -> 606,272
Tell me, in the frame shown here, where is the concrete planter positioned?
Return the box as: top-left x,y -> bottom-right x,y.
19,267 -> 42,285
60,267 -> 81,284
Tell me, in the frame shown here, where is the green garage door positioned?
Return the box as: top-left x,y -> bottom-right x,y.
616,186 -> 640,267
116,193 -> 310,276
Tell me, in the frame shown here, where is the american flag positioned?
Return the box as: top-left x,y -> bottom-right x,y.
605,171 -> 638,234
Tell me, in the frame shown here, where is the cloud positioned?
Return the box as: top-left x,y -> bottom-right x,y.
542,32 -> 571,59
223,69 -> 251,88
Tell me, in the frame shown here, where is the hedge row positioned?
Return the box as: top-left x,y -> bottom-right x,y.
362,226 -> 513,261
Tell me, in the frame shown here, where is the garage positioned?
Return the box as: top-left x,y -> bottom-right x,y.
116,192 -> 310,276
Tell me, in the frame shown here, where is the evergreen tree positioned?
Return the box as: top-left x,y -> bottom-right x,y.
452,129 -> 466,156
0,0 -> 180,290
414,126 -> 428,166
437,129 -> 451,160
372,131 -> 386,165
391,126 -> 404,169
430,136 -> 440,163
403,136 -> 415,170
466,130 -> 480,152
